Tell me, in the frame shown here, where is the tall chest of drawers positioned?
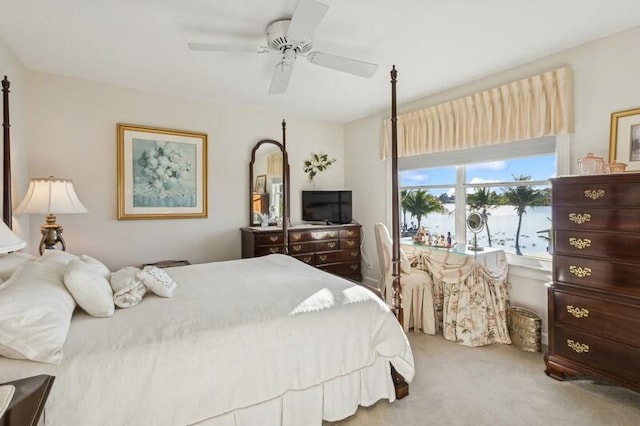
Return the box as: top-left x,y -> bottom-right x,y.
240,223 -> 362,281
545,173 -> 640,392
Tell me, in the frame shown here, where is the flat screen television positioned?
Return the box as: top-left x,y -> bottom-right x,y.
302,190 -> 352,224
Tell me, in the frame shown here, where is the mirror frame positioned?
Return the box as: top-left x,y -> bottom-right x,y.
249,139 -> 289,226
466,212 -> 485,233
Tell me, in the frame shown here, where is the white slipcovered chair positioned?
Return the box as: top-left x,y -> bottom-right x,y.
374,222 -> 436,334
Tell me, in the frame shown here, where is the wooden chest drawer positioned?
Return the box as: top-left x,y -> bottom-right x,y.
316,240 -> 339,251
289,242 -> 316,254
552,179 -> 640,207
339,227 -> 360,239
553,206 -> 640,232
315,249 -> 360,265
554,255 -> 640,297
255,245 -> 285,256
317,261 -> 361,277
553,325 -> 640,383
340,238 -> 359,249
554,230 -> 640,262
553,290 -> 640,346
291,253 -> 315,265
256,233 -> 285,245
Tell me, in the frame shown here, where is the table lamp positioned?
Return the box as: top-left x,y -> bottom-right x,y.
14,177 -> 88,255
0,220 -> 26,253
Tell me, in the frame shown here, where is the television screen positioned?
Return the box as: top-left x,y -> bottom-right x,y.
302,190 -> 352,224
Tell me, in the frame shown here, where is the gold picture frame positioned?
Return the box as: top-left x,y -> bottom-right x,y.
609,107 -> 640,171
254,174 -> 267,194
117,123 -> 208,220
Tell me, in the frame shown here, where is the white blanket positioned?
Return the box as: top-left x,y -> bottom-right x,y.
0,255 -> 414,425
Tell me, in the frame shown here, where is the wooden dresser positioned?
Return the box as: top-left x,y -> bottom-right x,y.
241,223 -> 362,281
545,173 -> 640,392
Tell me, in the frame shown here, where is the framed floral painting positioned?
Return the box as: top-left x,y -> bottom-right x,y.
117,124 -> 208,220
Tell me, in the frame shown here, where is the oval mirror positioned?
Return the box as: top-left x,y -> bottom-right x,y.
466,212 -> 485,233
249,140 -> 289,226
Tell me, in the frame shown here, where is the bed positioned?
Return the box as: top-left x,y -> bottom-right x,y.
0,72 -> 411,425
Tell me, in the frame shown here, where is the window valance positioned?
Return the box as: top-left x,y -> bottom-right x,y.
267,153 -> 282,176
382,67 -> 574,159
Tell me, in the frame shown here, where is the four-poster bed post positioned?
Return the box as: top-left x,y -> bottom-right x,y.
2,76 -> 12,228
281,119 -> 289,254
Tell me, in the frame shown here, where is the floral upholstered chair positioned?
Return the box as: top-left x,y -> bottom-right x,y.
374,223 -> 436,334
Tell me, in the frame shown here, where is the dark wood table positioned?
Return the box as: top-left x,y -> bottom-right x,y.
0,375 -> 54,426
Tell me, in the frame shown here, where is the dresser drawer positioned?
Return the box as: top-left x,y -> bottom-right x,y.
553,206 -> 640,232
555,255 -> 640,297
552,179 -> 640,207
317,261 -> 361,277
291,253 -> 315,265
340,238 -> 359,249
553,290 -> 640,346
554,230 -> 640,262
316,240 -> 339,251
339,227 -> 361,239
288,242 -> 316,254
315,249 -> 360,265
256,233 -> 285,245
255,245 -> 285,256
553,325 -> 640,383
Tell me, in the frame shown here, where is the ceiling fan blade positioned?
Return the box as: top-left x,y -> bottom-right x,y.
269,61 -> 295,94
188,42 -> 268,54
287,0 -> 329,42
306,52 -> 378,78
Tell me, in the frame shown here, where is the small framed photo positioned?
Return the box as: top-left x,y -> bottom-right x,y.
609,107 -> 640,171
255,174 -> 267,194
117,123 -> 208,220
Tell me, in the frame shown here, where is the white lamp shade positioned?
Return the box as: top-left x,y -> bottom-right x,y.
15,177 -> 88,215
0,220 -> 26,253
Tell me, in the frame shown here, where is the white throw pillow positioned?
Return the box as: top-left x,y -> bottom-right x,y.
0,252 -> 36,281
138,266 -> 177,297
79,254 -> 110,277
0,262 -> 76,363
400,249 -> 412,273
64,259 -> 114,318
35,250 -> 79,277
109,266 -> 147,308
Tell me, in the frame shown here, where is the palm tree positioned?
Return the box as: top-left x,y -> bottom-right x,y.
400,189 -> 410,231
403,189 -> 445,230
502,175 -> 549,255
467,187 -> 501,246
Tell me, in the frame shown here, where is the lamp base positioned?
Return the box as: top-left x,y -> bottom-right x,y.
39,214 -> 66,255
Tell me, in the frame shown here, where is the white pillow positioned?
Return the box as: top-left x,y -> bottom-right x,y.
400,249 -> 412,273
138,266 -> 177,297
79,254 -> 110,277
110,267 -> 147,308
0,262 -> 76,363
64,259 -> 114,318
35,250 -> 79,277
0,252 -> 36,281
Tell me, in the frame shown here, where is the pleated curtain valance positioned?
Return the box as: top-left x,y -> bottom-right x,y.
382,66 -> 574,159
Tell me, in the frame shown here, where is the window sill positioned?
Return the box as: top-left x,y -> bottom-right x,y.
505,253 -> 552,281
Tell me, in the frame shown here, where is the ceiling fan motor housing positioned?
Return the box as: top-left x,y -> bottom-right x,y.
267,20 -> 312,54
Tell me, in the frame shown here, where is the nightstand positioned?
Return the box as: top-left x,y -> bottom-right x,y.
0,375 -> 54,426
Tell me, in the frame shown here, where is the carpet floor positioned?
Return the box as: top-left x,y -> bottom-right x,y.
326,333 -> 640,426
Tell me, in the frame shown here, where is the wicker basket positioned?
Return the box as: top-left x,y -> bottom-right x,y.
508,307 -> 541,352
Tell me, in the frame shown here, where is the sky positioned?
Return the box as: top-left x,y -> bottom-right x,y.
400,154 -> 556,193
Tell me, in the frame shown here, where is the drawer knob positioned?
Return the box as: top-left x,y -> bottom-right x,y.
569,265 -> 592,278
566,305 -> 589,318
566,339 -> 589,353
269,236 -> 279,242
292,244 -> 302,252
583,189 -> 605,200
345,230 -> 354,237
291,233 -> 302,241
568,213 -> 591,224
303,256 -> 312,263
350,264 -> 359,270
269,247 -> 280,254
350,251 -> 358,258
346,240 -> 355,247
569,238 -> 591,250
319,255 -> 327,261
328,242 -> 337,248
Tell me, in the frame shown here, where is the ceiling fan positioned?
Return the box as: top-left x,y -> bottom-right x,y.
188,0 -> 379,94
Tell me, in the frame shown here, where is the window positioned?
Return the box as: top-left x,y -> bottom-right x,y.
398,138 -> 559,259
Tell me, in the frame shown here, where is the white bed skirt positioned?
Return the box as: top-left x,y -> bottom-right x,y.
195,357 -> 394,426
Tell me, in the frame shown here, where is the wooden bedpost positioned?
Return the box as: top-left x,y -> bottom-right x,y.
389,66 -> 409,399
281,119 -> 289,254
2,76 -> 12,228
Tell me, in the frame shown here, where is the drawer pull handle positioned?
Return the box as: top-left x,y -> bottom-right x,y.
319,255 -> 327,261
329,232 -> 337,238
345,230 -> 354,237
567,339 -> 589,353
569,266 -> 592,278
269,236 -> 279,242
350,264 -> 359,270
346,240 -> 355,247
328,242 -> 337,248
568,213 -> 591,224
566,305 -> 589,318
350,251 -> 359,258
303,256 -> 312,263
583,189 -> 605,200
269,247 -> 280,254
569,238 -> 591,250
292,245 -> 302,252
291,233 -> 302,241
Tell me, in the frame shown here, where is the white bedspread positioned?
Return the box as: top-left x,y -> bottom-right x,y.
0,255 -> 414,425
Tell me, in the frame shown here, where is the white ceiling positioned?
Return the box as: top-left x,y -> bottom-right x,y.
2,0 -> 640,123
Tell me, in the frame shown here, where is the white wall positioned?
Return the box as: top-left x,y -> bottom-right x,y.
0,37 -> 30,241
24,72 -> 344,270
344,25 -> 640,335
